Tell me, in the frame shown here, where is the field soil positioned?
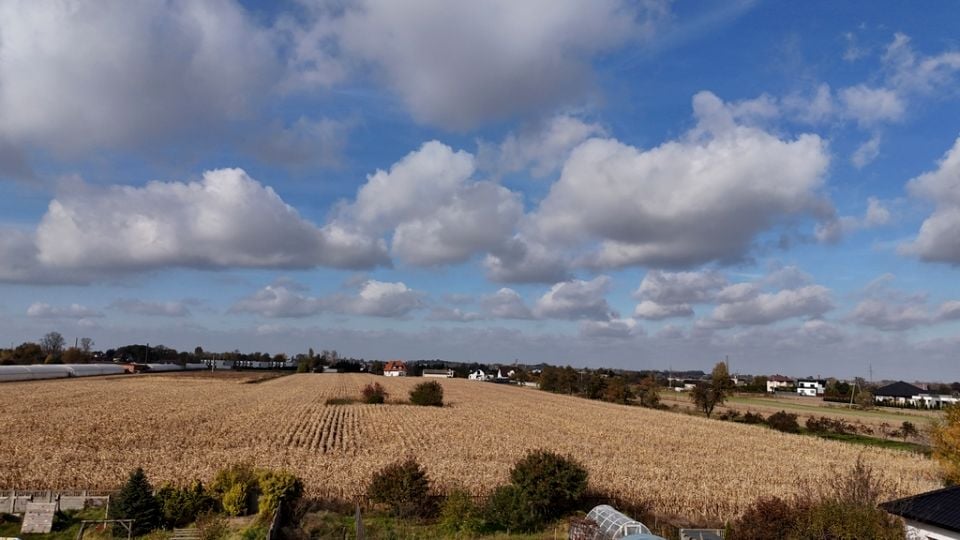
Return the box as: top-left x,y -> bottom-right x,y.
0,373 -> 941,522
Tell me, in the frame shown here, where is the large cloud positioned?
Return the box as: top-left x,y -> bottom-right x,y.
480,288 -> 534,320
533,276 -> 616,321
901,137 -> 960,264
707,285 -> 833,327
0,0 -> 277,154
532,91 -> 831,269
630,270 -> 726,320
338,141 -> 524,267
338,0 -> 656,129
0,168 -> 388,283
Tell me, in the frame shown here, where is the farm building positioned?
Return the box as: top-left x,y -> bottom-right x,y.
468,369 -> 488,381
796,379 -> 826,397
383,360 -> 407,377
422,368 -> 454,378
882,485 -> 960,540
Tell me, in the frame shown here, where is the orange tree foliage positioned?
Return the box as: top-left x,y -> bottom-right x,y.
932,403 -> 960,485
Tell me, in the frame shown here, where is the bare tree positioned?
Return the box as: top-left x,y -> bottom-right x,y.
80,337 -> 94,353
40,331 -> 65,355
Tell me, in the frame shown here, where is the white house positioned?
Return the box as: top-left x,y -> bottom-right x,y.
796,379 -> 825,397
876,381 -> 960,408
766,375 -> 793,393
882,485 -> 960,540
422,368 -> 454,378
468,369 -> 488,381
383,360 -> 407,377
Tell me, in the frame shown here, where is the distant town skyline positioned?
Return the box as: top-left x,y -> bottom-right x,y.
1,1 -> 959,379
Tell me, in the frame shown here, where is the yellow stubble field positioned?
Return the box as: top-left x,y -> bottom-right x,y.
0,373 -> 940,521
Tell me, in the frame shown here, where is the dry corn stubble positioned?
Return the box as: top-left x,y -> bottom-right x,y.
0,373 -> 940,521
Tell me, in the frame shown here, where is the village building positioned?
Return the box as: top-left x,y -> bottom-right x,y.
383,360 -> 407,377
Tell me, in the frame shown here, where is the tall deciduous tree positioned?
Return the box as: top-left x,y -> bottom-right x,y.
691,361 -> 734,418
39,331 -> 65,355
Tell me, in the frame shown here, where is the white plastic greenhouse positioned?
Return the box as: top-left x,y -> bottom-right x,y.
582,505 -> 663,540
143,363 -> 206,372
0,363 -> 126,382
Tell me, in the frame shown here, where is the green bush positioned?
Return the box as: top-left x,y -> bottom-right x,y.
509,449 -> 588,522
221,483 -> 249,517
409,381 -> 444,406
438,488 -> 483,535
211,463 -> 259,516
367,458 -> 432,517
482,485 -> 540,533
112,467 -> 162,536
362,382 -> 388,404
156,480 -> 216,527
257,469 -> 304,517
766,411 -> 800,433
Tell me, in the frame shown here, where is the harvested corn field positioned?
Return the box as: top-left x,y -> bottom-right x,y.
0,373 -> 940,521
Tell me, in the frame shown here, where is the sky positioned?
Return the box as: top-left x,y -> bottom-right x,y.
1,0 -> 959,380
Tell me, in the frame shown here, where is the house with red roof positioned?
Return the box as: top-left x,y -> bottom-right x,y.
383,360 -> 407,377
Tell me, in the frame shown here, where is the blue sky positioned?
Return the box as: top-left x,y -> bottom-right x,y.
1,0 -> 959,380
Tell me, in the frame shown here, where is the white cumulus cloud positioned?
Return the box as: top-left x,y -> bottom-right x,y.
533,91 -> 830,269
533,276 -> 615,321
901,137 -> 960,265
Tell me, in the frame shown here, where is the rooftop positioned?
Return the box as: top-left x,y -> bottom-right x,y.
881,485 -> 960,532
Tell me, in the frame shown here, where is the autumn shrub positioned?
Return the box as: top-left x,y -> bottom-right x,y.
729,496 -> 805,540
196,511 -> 229,540
730,458 -> 904,540
257,469 -> 304,517
367,457 -> 431,517
742,411 -> 765,424
793,498 -> 903,539
409,381 -> 444,407
766,411 -> 800,433
211,463 -> 259,516
361,382 -> 388,404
